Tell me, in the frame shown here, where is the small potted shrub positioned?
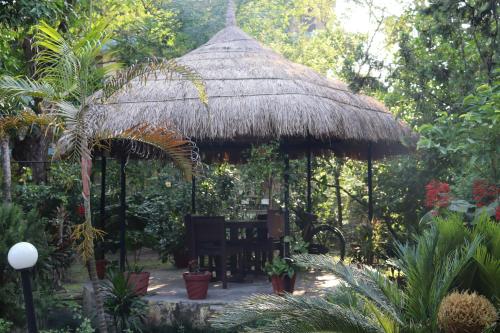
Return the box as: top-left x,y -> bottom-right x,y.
182,260 -> 212,300
103,268 -> 148,332
154,218 -> 189,268
265,257 -> 296,295
127,265 -> 150,296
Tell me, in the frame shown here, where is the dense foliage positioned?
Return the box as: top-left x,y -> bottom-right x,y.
0,0 -> 498,331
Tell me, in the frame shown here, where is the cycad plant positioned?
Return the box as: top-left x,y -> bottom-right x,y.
212,224 -> 482,333
0,21 -> 206,333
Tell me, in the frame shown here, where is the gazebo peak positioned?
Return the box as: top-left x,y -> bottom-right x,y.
226,0 -> 237,27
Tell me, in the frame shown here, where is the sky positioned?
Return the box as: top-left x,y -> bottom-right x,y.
334,0 -> 413,69
335,0 -> 410,34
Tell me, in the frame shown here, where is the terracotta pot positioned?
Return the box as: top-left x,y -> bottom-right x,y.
173,249 -> 190,269
183,271 -> 211,300
271,274 -> 296,295
127,272 -> 150,296
95,259 -> 107,280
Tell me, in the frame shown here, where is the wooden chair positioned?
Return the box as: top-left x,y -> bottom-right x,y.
185,215 -> 229,289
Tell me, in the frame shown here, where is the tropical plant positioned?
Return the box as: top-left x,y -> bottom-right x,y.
103,269 -> 148,332
0,20 -> 206,333
264,257 -> 295,278
212,224 -> 482,333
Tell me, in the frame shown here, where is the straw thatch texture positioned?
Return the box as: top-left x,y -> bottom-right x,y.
91,1 -> 415,160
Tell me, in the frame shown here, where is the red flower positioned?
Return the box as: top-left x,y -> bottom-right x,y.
496,206 -> 500,221
472,180 -> 498,207
425,180 -> 450,208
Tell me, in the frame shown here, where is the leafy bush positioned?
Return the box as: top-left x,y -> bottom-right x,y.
0,319 -> 12,333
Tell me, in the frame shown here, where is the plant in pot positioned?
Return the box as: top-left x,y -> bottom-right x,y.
163,222 -> 189,269
183,260 -> 212,300
103,268 -> 148,332
265,257 -> 296,295
127,265 -> 150,296
125,231 -> 151,296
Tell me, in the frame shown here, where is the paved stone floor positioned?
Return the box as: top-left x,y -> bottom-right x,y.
145,268 -> 341,304
84,268 -> 341,328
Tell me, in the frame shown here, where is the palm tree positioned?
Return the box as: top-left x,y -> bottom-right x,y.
211,225 -> 481,333
0,21 -> 206,333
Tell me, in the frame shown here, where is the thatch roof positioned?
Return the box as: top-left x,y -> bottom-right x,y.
92,0 -> 415,160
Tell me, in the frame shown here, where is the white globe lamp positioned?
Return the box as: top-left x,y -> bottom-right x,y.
7,242 -> 39,333
8,242 -> 38,270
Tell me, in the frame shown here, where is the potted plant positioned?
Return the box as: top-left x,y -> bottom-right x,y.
159,220 -> 189,268
127,265 -> 150,296
103,268 -> 147,332
265,257 -> 296,295
95,259 -> 108,280
182,260 -> 212,300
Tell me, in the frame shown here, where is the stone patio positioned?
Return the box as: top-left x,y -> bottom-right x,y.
83,268 -> 340,328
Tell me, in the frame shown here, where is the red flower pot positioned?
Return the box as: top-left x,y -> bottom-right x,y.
95,259 -> 108,280
183,271 -> 212,300
173,249 -> 190,269
271,274 -> 296,295
127,272 -> 150,296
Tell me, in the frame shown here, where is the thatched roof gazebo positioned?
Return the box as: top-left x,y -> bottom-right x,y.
92,0 -> 416,257
94,0 -> 414,160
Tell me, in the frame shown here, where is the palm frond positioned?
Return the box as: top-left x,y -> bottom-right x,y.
473,245 -> 500,303
0,75 -> 57,99
294,254 -> 402,324
210,293 -> 383,333
96,124 -> 198,179
53,101 -> 90,162
396,227 -> 481,328
100,57 -> 207,105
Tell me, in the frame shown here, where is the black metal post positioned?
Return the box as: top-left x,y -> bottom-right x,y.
306,148 -> 312,213
283,151 -> 290,257
20,269 -> 37,333
334,161 -> 343,226
119,154 -> 127,272
97,155 -> 106,260
367,143 -> 373,222
191,175 -> 196,214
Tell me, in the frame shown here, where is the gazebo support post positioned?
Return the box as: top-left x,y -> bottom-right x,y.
97,155 -> 106,260
306,147 -> 312,213
191,175 -> 196,214
283,150 -> 290,257
119,154 -> 127,272
367,143 -> 373,223
334,160 -> 343,226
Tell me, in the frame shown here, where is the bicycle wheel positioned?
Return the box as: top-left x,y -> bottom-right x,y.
309,225 -> 346,261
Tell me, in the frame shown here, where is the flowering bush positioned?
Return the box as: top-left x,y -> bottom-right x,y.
423,179 -> 499,221
472,180 -> 499,207
425,180 -> 450,208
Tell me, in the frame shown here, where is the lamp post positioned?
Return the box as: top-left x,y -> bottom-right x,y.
7,242 -> 39,333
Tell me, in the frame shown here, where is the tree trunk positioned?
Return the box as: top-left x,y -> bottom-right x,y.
1,137 -> 12,203
87,258 -> 109,333
81,156 -> 109,333
12,129 -> 50,184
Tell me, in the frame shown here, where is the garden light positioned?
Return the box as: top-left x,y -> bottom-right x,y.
7,242 -> 39,333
